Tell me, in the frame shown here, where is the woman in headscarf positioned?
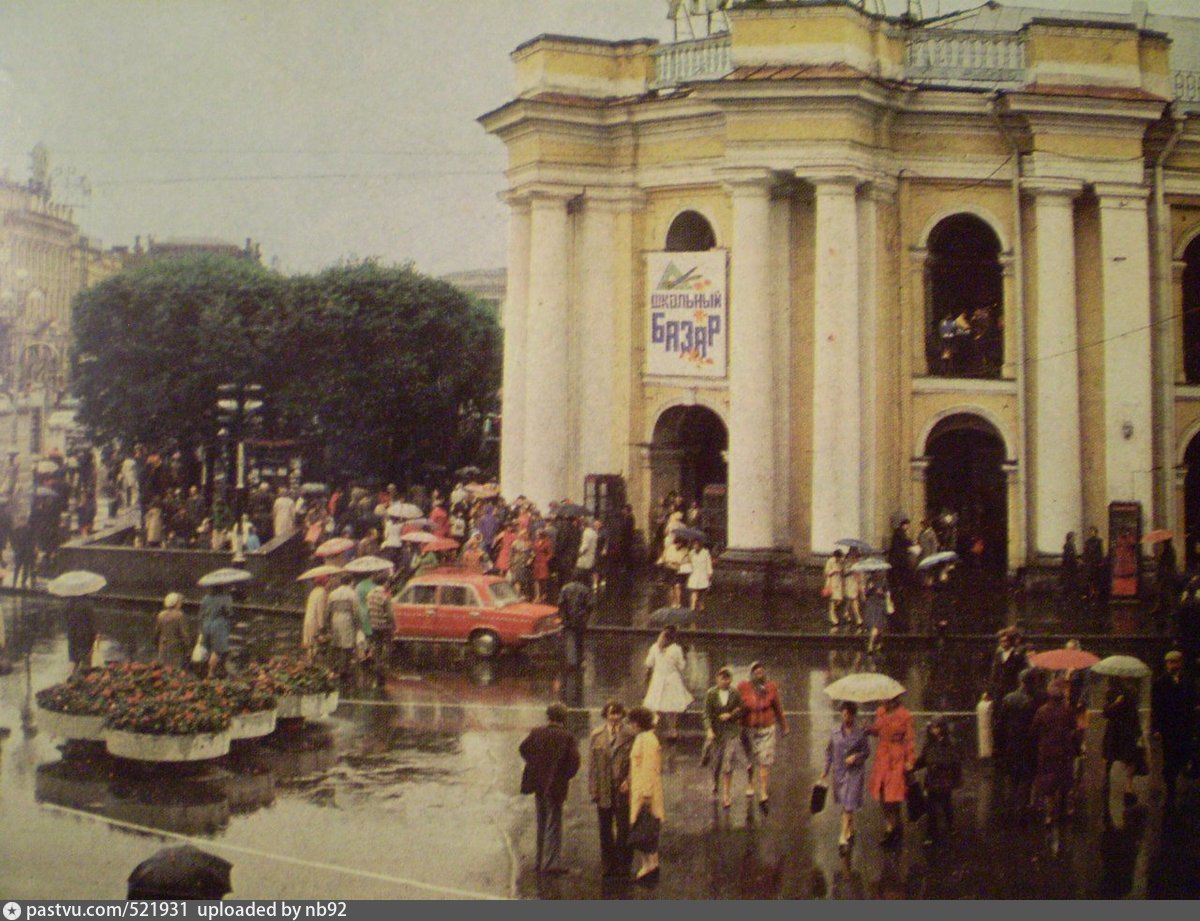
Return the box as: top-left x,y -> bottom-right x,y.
154,592 -> 191,669
822,701 -> 870,853
868,693 -> 915,846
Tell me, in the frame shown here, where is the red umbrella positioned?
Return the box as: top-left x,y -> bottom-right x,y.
1141,529 -> 1173,545
314,537 -> 355,558
1029,648 -> 1100,671
425,537 -> 460,553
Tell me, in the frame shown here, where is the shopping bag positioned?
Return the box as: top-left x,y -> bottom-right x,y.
627,806 -> 661,852
810,781 -> 828,814
191,635 -> 209,665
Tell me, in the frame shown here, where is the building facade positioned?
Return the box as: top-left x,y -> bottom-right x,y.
482,0 -> 1200,571
0,168 -> 124,459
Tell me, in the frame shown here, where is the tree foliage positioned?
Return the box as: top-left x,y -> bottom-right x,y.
71,256 -> 501,483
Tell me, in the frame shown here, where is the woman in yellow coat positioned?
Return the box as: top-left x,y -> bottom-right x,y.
628,706 -> 664,883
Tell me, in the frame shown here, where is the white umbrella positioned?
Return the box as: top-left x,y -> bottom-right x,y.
1091,655 -> 1152,679
343,555 -> 393,574
314,537 -> 356,558
35,459 -> 61,475
848,558 -> 891,573
197,568 -> 253,588
823,672 -> 906,703
398,531 -> 435,544
46,570 -> 107,597
917,550 -> 959,571
388,502 -> 423,520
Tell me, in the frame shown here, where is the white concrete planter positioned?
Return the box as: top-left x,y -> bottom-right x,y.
275,690 -> 338,720
105,728 -> 231,762
36,707 -> 107,741
229,708 -> 278,741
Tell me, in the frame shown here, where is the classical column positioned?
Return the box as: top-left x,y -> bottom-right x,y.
769,190 -> 792,547
1172,259 -> 1187,383
810,177 -> 863,552
1029,181 -> 1083,555
724,172 -> 778,553
575,197 -> 618,479
499,195 -> 531,500
522,192 -> 573,509
910,457 -> 931,533
1096,184 -> 1154,513
907,246 -> 928,377
858,181 -> 892,541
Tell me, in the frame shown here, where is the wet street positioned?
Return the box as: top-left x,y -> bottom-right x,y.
0,593 -> 1197,900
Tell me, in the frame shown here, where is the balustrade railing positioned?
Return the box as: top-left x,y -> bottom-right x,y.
651,33 -> 733,88
905,30 -> 1026,86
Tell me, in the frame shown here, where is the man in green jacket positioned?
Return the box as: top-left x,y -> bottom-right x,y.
703,665 -> 745,809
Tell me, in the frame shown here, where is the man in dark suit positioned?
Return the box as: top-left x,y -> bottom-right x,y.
589,700 -> 635,879
558,580 -> 592,668
519,702 -> 580,875
1152,650 -> 1197,809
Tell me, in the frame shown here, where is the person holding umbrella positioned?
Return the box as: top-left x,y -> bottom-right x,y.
1101,676 -> 1145,806
686,537 -> 713,612
325,574 -> 360,680
823,550 -> 845,629
199,584 -> 233,678
821,701 -> 870,854
154,592 -> 191,670
867,693 -> 915,846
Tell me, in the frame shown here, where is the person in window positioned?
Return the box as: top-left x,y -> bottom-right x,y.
938,313 -> 960,374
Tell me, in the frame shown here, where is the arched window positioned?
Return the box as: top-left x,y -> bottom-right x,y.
1183,235 -> 1200,382
926,214 -> 1003,379
665,210 -> 716,252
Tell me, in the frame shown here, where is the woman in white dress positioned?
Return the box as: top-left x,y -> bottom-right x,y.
686,539 -> 713,611
643,626 -> 692,740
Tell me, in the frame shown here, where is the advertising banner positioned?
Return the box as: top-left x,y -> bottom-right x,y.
645,250 -> 727,378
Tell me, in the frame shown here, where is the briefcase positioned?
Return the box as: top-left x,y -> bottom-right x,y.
810,781 -> 828,815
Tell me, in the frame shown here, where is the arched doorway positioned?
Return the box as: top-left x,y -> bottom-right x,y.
1183,235 -> 1200,382
925,414 -> 1008,575
650,404 -> 727,545
926,214 -> 1003,378
1185,433 -> 1200,568
665,210 -> 717,252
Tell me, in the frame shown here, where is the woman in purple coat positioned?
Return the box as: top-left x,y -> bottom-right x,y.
822,701 -> 871,853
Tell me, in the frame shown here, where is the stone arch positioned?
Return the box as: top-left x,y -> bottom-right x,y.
647,397 -> 728,549
922,410 -> 1010,575
664,207 -> 721,251
917,203 -> 1010,254
923,212 -> 1005,378
916,404 -> 1016,461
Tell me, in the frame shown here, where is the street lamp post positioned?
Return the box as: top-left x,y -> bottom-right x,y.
216,382 -> 264,561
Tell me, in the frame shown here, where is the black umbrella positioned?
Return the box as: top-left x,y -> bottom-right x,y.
555,503 -> 589,519
673,527 -> 707,543
649,606 -> 696,627
127,845 -> 232,900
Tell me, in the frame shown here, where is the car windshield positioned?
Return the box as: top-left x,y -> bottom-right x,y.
488,581 -> 521,607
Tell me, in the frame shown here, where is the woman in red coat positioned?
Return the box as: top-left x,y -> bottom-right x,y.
868,695 -> 915,846
532,531 -> 553,602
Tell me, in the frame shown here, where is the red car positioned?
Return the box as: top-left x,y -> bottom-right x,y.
391,569 -> 562,657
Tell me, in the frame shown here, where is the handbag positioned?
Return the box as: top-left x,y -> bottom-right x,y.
905,772 -> 927,822
810,780 -> 828,814
627,805 -> 661,852
190,635 -> 209,665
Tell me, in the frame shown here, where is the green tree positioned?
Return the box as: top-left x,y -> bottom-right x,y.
71,255 -> 500,485
71,254 -> 287,447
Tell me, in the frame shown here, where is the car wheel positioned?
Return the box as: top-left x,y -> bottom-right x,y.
469,630 -> 501,658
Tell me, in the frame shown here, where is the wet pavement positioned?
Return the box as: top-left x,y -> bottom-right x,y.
0,593 -> 1196,900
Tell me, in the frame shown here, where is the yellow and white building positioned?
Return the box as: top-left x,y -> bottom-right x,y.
481,0 -> 1200,572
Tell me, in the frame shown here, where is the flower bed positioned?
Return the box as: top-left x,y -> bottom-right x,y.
36,663 -> 196,741
104,697 -> 233,762
245,658 -> 339,721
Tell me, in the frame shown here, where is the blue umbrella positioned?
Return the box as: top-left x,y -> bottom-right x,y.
917,550 -> 959,571
848,558 -> 891,573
